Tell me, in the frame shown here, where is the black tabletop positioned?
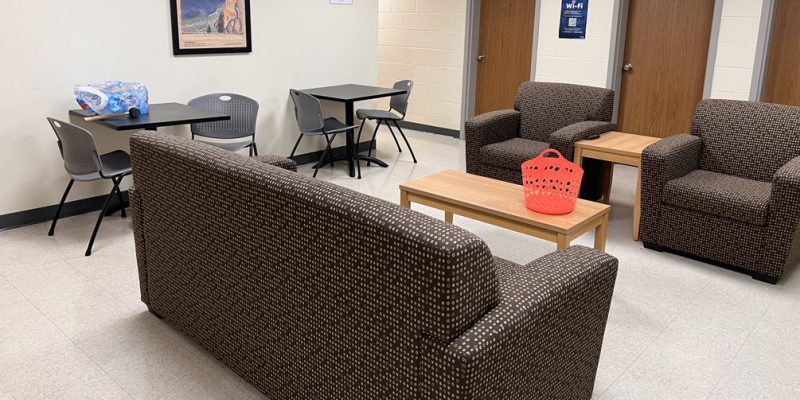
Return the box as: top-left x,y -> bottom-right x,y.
69,102 -> 230,131
301,84 -> 406,102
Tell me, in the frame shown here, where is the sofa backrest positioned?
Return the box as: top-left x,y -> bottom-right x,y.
515,82 -> 614,142
692,99 -> 800,182
129,133 -> 499,397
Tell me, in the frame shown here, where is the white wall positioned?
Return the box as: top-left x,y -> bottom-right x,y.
0,0 -> 378,216
709,0 -> 766,100
534,0 -> 616,88
377,0 -> 467,130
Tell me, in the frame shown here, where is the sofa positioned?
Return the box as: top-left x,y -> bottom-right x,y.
465,82 -> 616,200
641,99 -> 800,283
129,132 -> 619,399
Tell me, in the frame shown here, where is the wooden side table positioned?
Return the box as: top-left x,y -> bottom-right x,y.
574,131 -> 661,241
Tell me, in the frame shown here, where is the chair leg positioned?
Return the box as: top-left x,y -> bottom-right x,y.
314,136 -> 334,178
323,134 -> 334,168
48,179 -> 75,236
252,139 -> 259,157
113,176 -> 127,218
85,180 -> 120,257
249,145 -> 253,157
386,120 -> 402,152
289,134 -> 304,158
355,123 -> 367,179
392,121 -> 417,163
367,120 -> 382,166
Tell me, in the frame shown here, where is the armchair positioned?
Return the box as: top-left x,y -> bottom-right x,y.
640,99 -> 800,283
466,82 -> 616,200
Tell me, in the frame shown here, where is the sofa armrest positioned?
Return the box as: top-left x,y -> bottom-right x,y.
421,246 -> 618,400
465,110 -> 521,173
253,155 -> 297,172
548,121 -> 617,160
764,156 -> 800,276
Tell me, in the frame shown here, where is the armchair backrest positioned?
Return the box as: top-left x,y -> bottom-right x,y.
692,99 -> 800,182
515,82 -> 614,142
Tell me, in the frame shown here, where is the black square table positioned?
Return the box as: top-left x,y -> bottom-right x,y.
69,102 -> 230,132
301,84 -> 407,177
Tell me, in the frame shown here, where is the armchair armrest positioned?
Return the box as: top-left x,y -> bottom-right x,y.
253,155 -> 297,172
421,246 -> 618,399
548,121 -> 617,160
765,156 -> 800,275
465,110 -> 520,173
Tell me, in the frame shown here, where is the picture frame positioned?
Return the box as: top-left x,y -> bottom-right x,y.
170,0 -> 253,55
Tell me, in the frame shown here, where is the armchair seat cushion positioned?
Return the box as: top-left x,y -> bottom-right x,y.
480,138 -> 549,169
663,170 -> 772,226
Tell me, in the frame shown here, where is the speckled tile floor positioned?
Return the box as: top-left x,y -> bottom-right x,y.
1,128 -> 799,400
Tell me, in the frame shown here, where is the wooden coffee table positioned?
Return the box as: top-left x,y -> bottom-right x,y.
399,170 -> 610,251
574,131 -> 661,241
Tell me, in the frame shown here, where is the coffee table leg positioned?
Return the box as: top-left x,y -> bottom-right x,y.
595,213 -> 609,252
557,234 -> 570,251
400,190 -> 410,208
634,168 -> 642,241
445,211 -> 453,224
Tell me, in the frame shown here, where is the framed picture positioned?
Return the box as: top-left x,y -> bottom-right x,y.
170,0 -> 252,55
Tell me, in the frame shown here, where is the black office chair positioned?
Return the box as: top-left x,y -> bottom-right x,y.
289,90 -> 358,178
188,93 -> 260,156
47,118 -> 132,256
355,80 -> 417,178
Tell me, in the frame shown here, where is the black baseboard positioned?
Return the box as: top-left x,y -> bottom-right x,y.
290,141 -> 375,165
0,191 -> 130,232
396,121 -> 460,138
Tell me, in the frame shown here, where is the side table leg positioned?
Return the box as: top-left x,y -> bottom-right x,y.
445,211 -> 453,224
634,168 -> 642,241
603,162 -> 614,205
557,233 -> 570,251
595,213 -> 610,251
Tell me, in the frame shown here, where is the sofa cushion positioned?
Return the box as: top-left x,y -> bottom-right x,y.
480,138 -> 550,170
663,169 -> 772,226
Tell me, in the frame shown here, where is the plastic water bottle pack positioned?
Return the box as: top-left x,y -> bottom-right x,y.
75,81 -> 149,116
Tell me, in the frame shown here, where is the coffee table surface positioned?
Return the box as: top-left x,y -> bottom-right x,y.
399,170 -> 609,235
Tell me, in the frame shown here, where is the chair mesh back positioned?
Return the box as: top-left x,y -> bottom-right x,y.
290,90 -> 325,133
390,80 -> 414,116
188,94 -> 259,140
47,118 -> 101,176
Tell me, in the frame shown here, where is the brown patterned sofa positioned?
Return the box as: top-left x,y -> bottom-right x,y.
129,132 -> 619,399
641,99 -> 800,283
465,82 -> 616,200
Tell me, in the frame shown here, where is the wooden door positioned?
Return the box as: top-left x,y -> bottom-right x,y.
617,0 -> 716,138
764,0 -> 800,106
475,0 -> 536,115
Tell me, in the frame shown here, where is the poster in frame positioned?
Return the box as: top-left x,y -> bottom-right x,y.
170,0 -> 252,55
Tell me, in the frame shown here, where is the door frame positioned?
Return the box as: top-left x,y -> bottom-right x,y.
460,0 -> 542,139
751,0 -> 778,101
608,0 -> 724,124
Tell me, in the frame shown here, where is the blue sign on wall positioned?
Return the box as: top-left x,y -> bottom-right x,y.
559,0 -> 589,39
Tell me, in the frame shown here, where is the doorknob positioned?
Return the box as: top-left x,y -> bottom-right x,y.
623,63 -> 634,72
477,54 -> 486,61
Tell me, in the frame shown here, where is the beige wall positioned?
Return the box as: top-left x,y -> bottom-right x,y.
535,0 -> 616,88
377,0 -> 467,130
0,0 -> 378,217
709,0 -> 766,100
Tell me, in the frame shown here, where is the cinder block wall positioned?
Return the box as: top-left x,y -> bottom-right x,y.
378,0 -> 467,130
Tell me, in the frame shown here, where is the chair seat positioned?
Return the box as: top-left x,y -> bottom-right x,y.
197,139 -> 254,152
663,170 -> 772,226
480,138 -> 550,169
356,109 -> 401,121
70,150 -> 132,182
302,118 -> 357,136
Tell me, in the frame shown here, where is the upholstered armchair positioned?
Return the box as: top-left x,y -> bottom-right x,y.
466,82 -> 616,199
641,99 -> 800,283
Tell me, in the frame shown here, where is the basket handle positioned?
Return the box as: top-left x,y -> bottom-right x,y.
539,149 -> 565,159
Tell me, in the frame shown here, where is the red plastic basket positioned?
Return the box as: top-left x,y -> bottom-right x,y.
521,149 -> 584,215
